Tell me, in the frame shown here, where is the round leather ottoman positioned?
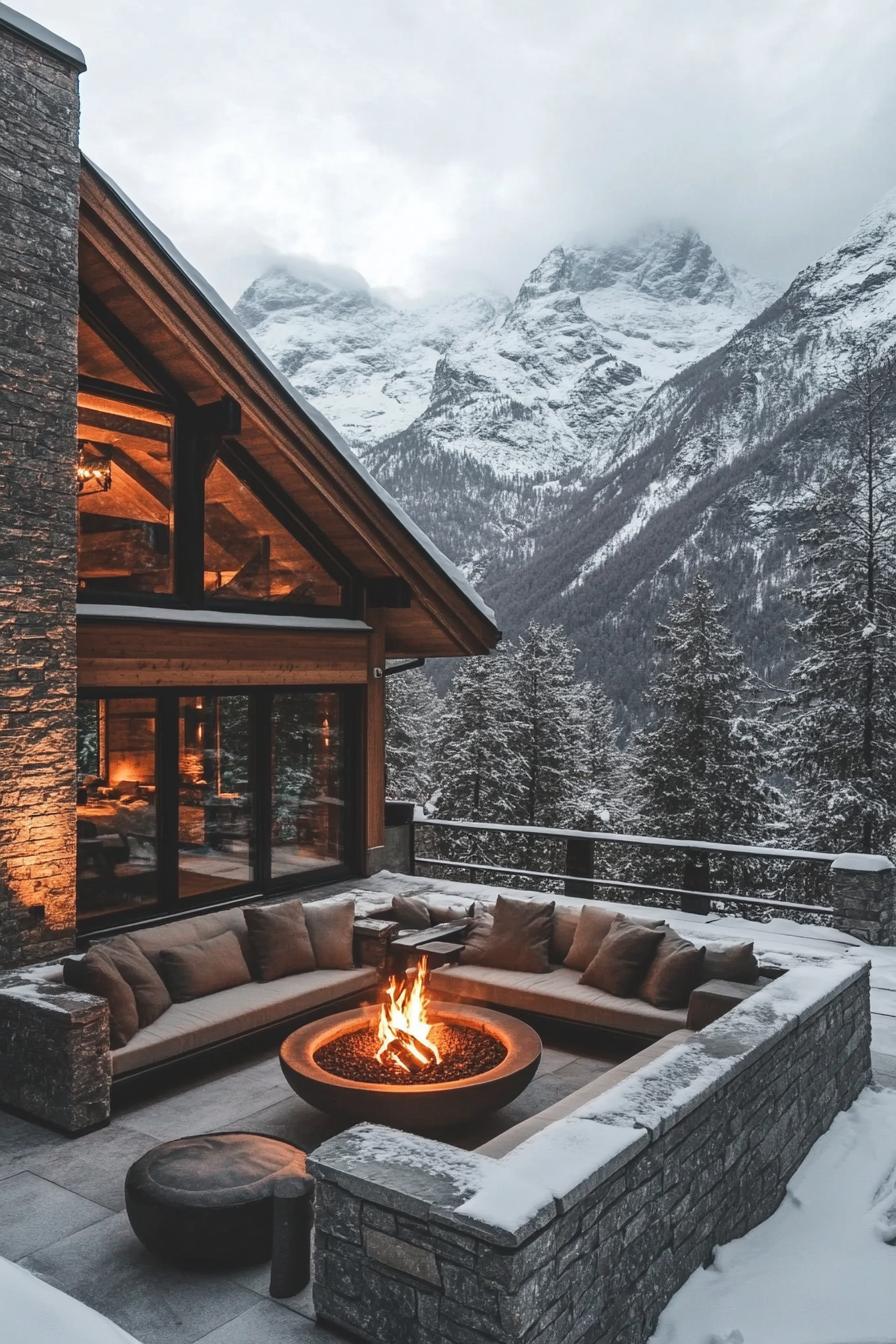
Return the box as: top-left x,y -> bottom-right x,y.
125,1132 -> 310,1270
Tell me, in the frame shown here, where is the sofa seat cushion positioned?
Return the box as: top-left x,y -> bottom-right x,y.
478,1029 -> 695,1157
111,966 -> 378,1076
429,964 -> 687,1038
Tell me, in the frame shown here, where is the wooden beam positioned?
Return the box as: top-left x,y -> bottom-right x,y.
77,620 -> 368,689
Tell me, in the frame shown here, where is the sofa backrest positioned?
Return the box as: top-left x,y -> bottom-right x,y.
126,906 -> 250,970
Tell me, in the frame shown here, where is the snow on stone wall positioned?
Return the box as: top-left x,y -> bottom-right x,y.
309,955 -> 871,1344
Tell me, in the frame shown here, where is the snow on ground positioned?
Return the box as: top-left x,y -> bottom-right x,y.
650,1086 -> 896,1344
1,1256 -> 139,1343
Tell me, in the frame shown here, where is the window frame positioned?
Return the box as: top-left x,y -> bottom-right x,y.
75,684 -> 362,935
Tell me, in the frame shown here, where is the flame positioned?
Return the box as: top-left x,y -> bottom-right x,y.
375,956 -> 442,1074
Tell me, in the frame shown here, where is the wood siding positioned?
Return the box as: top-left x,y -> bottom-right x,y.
78,620 -> 369,688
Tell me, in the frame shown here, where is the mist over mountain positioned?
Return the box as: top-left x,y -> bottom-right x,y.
237,196 -> 896,721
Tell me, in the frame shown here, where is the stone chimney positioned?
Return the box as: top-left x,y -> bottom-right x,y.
0,7 -> 84,966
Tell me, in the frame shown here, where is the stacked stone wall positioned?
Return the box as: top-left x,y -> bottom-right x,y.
311,964 -> 871,1344
0,24 -> 81,966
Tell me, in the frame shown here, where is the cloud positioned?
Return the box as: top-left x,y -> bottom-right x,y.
26,0 -> 896,302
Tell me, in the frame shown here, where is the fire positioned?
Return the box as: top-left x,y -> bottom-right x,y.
375,956 -> 442,1074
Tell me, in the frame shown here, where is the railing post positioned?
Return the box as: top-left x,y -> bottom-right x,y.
830,853 -> 896,945
565,833 -> 595,898
681,851 -> 712,915
384,800 -> 416,875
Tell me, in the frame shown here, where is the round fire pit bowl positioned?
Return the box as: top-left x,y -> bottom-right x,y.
279,1002 -> 542,1131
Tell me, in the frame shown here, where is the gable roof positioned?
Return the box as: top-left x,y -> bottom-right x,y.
82,157 -> 498,644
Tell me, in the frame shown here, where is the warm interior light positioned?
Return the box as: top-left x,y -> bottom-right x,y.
76,441 -> 112,495
322,715 -> 330,748
375,956 -> 442,1073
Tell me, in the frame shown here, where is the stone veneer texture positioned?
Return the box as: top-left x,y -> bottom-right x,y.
0,21 -> 81,966
309,960 -> 871,1344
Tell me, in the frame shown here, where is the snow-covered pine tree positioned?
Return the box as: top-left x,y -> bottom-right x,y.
504,623 -> 592,876
635,576 -> 774,848
428,647 -> 522,878
575,682 -> 637,833
384,666 -> 442,805
434,648 -> 522,823
778,339 -> 896,856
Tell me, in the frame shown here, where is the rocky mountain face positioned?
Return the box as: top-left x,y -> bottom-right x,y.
237,194 -> 896,722
237,226 -> 772,576
482,190 -> 896,722
235,266 -> 507,448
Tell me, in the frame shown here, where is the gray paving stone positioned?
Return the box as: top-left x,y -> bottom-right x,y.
21,1210 -> 261,1344
27,1122 -> 160,1211
194,1298 -> 341,1342
0,1171 -> 111,1259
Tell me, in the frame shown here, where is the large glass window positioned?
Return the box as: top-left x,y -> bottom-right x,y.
204,458 -> 342,607
178,695 -> 254,900
76,698 -> 159,919
77,392 -> 174,595
76,689 -> 352,927
271,692 -> 345,881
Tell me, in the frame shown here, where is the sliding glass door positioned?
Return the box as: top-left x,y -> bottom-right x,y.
177,695 -> 255,901
76,697 -> 160,920
271,692 -> 345,881
76,688 -> 355,928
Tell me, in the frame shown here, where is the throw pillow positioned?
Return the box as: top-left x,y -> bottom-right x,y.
159,930 -> 252,1001
459,908 -> 494,964
579,916 -> 665,996
466,894 -> 555,974
639,929 -> 706,1009
550,904 -> 581,964
391,894 -> 431,929
427,898 -> 475,925
304,897 -> 355,970
243,901 -> 316,982
701,941 -> 759,985
565,905 -> 663,972
63,948 -> 139,1048
101,933 -> 171,1027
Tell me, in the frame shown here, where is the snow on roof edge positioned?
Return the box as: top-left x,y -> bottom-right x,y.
82,156 -> 497,634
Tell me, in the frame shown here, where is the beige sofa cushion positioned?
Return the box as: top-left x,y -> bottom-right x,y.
304,897 -> 356,970
478,1029 -> 695,1157
111,966 -> 378,1076
429,964 -> 687,1038
244,900 -> 316,981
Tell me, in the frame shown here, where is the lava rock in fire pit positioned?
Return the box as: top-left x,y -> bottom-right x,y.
315,1022 -> 507,1086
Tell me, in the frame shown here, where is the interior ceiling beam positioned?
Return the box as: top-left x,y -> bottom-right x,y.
78,170 -> 496,658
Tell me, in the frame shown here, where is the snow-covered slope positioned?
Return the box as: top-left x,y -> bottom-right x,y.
392,225 -> 774,479
235,266 -> 506,448
482,188 -> 896,718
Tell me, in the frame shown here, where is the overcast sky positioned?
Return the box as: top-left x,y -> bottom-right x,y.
26,0 -> 896,304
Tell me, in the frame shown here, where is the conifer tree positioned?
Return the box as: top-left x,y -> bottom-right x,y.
576,683 -> 637,832
433,647 -> 522,825
635,577 -> 773,845
384,667 -> 442,804
778,341 -> 896,855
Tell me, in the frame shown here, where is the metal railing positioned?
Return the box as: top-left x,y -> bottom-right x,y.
410,817 -> 837,922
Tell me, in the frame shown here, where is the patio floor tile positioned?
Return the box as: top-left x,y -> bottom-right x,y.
0,1170 -> 111,1259
26,1121 -> 161,1211
193,1298 -> 340,1342
116,1055 -> 290,1141
21,1210 -> 261,1344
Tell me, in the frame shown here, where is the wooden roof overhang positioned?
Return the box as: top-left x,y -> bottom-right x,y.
77,158 -> 500,659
